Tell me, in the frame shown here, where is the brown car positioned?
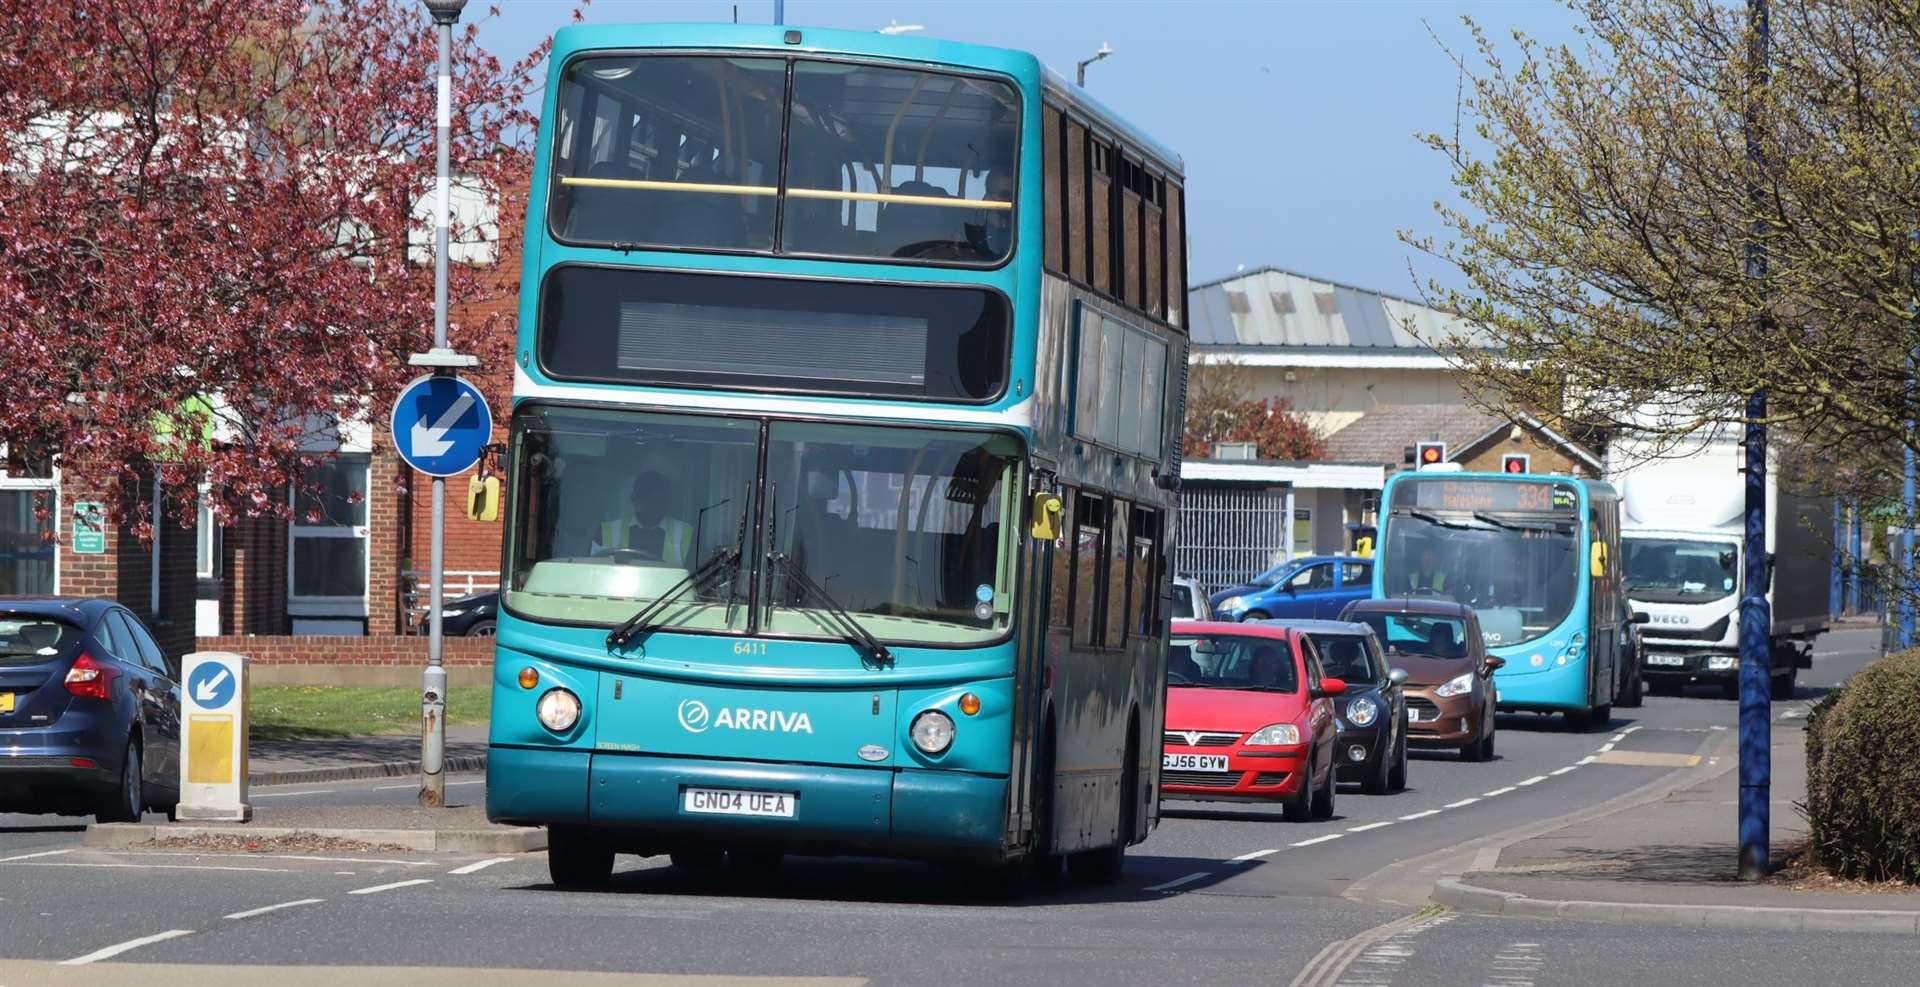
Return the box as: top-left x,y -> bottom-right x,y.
1339,598 -> 1503,761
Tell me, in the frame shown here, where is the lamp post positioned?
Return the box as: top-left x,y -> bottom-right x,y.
418,0 -> 467,809
1736,0 -> 1771,882
1076,43 -> 1113,87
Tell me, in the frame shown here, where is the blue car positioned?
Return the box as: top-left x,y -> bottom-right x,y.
0,599 -> 180,822
1210,556 -> 1375,622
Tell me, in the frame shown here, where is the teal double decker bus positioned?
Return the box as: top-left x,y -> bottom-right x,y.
1372,471 -> 1631,729
486,23 -> 1192,889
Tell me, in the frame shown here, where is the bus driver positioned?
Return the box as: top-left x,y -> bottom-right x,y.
593,471 -> 695,566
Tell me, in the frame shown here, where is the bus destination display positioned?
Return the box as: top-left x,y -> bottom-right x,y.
1392,478 -> 1577,514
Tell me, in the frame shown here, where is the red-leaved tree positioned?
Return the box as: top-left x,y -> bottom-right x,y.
1182,361 -> 1327,461
0,0 -> 550,535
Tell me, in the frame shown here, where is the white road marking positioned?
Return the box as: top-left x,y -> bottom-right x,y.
6,861 -> 293,873
1596,742 -> 1616,753
1444,798 -> 1481,809
1144,871 -> 1210,892
0,848 -> 72,863
1813,650 -> 1839,658
251,789 -> 335,799
1782,707 -> 1807,719
223,898 -> 324,920
1483,786 -> 1517,797
1487,940 -> 1545,986
1229,848 -> 1281,863
1400,809 -> 1442,820
112,851 -> 429,866
60,929 -> 195,965
1608,732 -> 1627,743
1348,821 -> 1394,832
348,878 -> 433,895
1517,774 -> 1548,786
373,778 -> 483,791
1292,834 -> 1343,847
1576,756 -> 1596,765
449,856 -> 514,875
1550,766 -> 1578,776
1621,724 -> 1644,734
1711,725 -> 1728,731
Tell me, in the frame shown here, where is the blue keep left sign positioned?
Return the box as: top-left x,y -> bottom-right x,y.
391,375 -> 493,477
187,662 -> 237,711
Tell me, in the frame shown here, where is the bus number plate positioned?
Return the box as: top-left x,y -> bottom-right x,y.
1162,753 -> 1229,772
683,788 -> 796,818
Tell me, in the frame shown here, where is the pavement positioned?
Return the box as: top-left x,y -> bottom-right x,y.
1430,707 -> 1920,932
249,724 -> 490,786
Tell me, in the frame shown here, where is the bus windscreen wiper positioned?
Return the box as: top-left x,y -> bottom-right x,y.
1402,509 -> 1476,530
763,550 -> 894,666
1472,511 -> 1569,533
605,546 -> 742,651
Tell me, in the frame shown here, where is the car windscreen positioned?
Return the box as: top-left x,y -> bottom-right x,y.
1305,632 -> 1377,683
1350,613 -> 1471,660
0,616 -> 82,665
1167,635 -> 1298,693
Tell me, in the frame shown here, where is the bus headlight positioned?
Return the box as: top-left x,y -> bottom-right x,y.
536,688 -> 581,733
910,710 -> 955,755
1346,696 -> 1379,727
1246,723 -> 1300,746
1434,672 -> 1475,698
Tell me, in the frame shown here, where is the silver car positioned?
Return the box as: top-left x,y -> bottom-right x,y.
1171,577 -> 1213,621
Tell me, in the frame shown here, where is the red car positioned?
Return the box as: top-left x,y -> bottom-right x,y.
1162,621 -> 1348,821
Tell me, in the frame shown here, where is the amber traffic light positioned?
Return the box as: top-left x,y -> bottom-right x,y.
1416,442 -> 1447,468
1502,454 -> 1530,474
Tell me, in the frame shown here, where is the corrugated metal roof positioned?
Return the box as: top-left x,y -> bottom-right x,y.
1188,266 -> 1497,351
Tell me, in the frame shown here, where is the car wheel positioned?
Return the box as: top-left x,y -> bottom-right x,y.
1243,610 -> 1270,623
1309,749 -> 1336,820
668,850 -> 725,871
95,739 -> 143,824
547,826 -> 614,888
1361,733 -> 1393,796
1771,664 -> 1798,701
726,850 -> 784,873
466,619 -> 497,638
1388,728 -> 1408,793
1462,719 -> 1493,762
1282,757 -> 1314,822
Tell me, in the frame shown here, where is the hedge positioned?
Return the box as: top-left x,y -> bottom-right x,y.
1804,647 -> 1920,882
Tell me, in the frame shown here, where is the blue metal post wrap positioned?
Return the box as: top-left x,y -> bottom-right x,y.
1737,0 -> 1772,883
1905,406 -> 1916,649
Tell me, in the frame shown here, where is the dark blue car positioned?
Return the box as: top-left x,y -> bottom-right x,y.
1209,556 -> 1374,622
0,599 -> 180,821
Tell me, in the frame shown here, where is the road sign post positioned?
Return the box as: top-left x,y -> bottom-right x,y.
177,651 -> 251,822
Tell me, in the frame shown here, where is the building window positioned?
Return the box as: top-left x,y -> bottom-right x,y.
0,487 -> 55,595
289,454 -> 370,630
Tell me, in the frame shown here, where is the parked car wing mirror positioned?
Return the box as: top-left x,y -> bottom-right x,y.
1484,656 -> 1507,673
1314,677 -> 1348,697
1387,667 -> 1409,685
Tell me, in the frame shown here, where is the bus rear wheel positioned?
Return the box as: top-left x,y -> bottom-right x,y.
547,827 -> 614,888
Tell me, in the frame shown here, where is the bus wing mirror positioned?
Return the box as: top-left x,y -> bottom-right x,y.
1029,491 -> 1063,541
1589,541 -> 1608,578
466,474 -> 500,522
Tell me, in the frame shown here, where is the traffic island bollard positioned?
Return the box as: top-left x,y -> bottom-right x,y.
176,651 -> 251,822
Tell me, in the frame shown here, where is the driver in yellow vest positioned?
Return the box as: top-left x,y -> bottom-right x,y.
593,470 -> 695,566
1406,545 -> 1448,594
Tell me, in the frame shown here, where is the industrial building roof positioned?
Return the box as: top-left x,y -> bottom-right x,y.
1187,266 -> 1499,351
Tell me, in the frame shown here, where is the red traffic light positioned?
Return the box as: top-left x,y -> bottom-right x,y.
1502,454 -> 1530,474
1417,442 -> 1446,466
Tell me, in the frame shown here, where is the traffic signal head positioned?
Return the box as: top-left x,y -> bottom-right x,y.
1502,453 -> 1530,474
1416,442 -> 1447,468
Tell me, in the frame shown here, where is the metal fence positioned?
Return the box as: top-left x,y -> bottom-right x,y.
1175,486 -> 1291,596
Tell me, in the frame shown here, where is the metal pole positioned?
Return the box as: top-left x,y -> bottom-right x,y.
1848,504 -> 1862,613
773,0 -> 783,25
420,1 -> 462,808
1832,499 -> 1844,618
1904,390 -> 1916,648
1737,0 -> 1771,882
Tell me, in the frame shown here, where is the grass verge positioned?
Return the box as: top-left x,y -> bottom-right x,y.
249,685 -> 491,742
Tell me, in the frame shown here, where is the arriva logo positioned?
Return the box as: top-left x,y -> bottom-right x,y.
676,698 -> 813,734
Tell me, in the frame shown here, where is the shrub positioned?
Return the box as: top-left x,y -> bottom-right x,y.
1803,648 -> 1920,882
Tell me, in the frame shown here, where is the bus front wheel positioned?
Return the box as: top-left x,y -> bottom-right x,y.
548,826 -> 614,889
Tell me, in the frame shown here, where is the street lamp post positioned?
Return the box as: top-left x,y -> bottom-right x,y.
1737,0 -> 1771,882
418,0 -> 467,809
1076,43 -> 1113,87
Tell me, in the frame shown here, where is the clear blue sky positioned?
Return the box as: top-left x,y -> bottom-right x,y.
475,0 -> 1580,298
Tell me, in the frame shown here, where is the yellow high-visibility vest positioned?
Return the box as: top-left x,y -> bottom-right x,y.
597,516 -> 694,565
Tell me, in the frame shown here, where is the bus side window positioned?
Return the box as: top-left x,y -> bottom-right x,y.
1067,119 -> 1088,282
1072,492 -> 1106,648
1105,499 -> 1130,647
1165,180 -> 1185,329
1090,139 -> 1112,295
1131,506 -> 1159,637
1043,103 -> 1063,274
1050,487 -> 1075,630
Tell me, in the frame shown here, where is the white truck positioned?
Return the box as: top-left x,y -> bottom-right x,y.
1606,432 -> 1831,699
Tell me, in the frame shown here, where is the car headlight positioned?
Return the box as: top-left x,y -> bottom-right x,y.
1219,595 -> 1248,613
910,710 -> 955,755
1434,672 -> 1475,698
535,688 -> 581,732
438,608 -> 467,618
1346,696 -> 1379,727
1245,722 -> 1301,746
